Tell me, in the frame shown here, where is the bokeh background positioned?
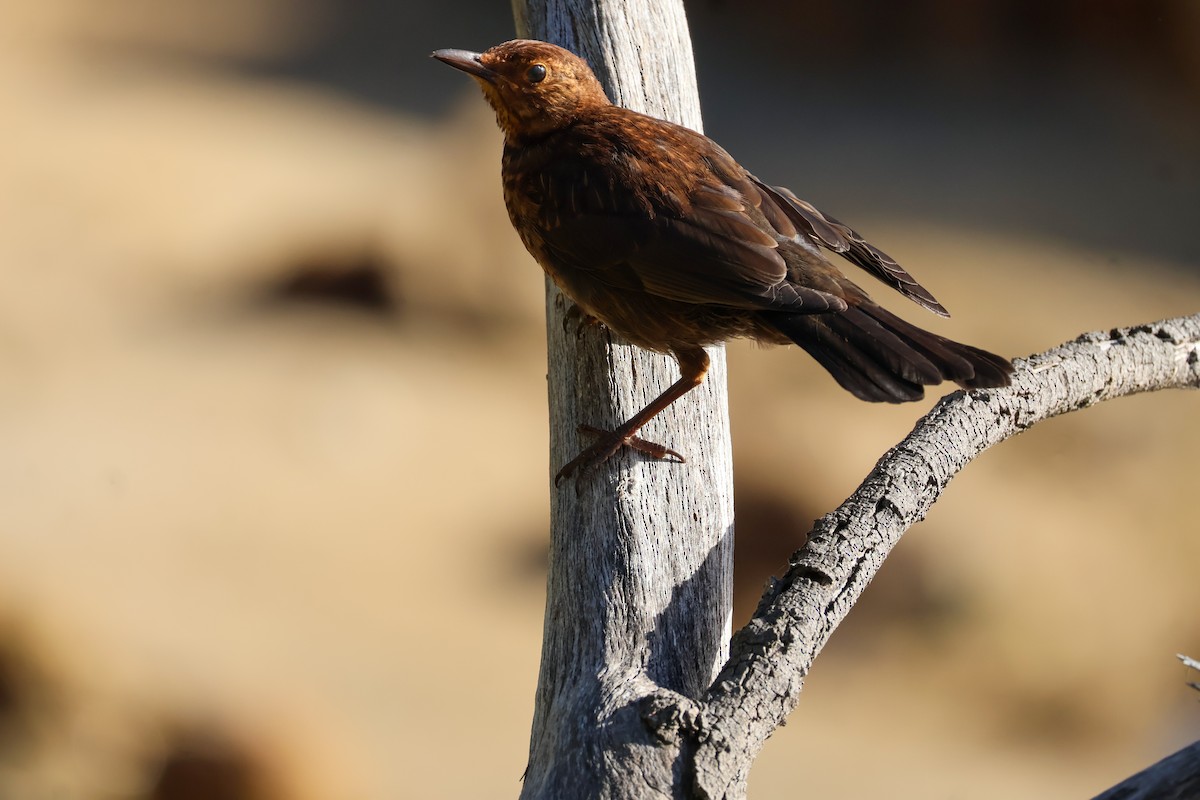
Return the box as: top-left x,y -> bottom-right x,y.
1,1 -> 1198,797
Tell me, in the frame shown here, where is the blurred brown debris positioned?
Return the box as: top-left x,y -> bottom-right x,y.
260,247 -> 401,316
146,727 -> 276,800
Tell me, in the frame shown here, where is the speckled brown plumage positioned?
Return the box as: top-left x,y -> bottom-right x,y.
433,40 -> 1012,481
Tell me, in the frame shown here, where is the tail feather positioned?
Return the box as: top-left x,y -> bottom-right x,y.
763,304 -> 1013,403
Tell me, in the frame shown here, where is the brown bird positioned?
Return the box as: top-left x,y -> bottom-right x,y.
433,39 -> 1013,483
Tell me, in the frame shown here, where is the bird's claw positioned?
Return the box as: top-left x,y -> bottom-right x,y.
561,304 -> 603,340
553,424 -> 685,486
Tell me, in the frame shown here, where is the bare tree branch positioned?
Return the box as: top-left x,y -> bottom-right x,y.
692,313 -> 1200,797
508,3 -> 1199,799
1091,738 -> 1200,800
1182,654 -> 1200,693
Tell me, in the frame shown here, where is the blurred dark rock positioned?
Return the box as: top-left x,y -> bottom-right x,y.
264,249 -> 399,315
147,729 -> 268,800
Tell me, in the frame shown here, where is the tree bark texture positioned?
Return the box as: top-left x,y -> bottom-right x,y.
692,315 -> 1200,797
509,5 -> 1200,799
528,302 -> 1200,794
1091,739 -> 1200,800
511,2 -> 737,798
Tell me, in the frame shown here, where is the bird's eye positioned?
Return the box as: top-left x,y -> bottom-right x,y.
526,64 -> 547,83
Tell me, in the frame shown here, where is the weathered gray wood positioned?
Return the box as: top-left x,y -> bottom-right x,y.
511,2 -> 736,799
691,314 -> 1200,797
507,5 -> 1200,798
1091,739 -> 1200,800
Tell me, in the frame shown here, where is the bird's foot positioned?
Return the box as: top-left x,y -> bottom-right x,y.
561,304 -> 604,340
554,424 -> 684,486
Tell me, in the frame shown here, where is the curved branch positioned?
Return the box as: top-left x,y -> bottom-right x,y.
1091,738 -> 1200,799
693,312 -> 1200,797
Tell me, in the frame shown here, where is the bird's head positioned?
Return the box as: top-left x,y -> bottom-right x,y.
432,39 -> 611,143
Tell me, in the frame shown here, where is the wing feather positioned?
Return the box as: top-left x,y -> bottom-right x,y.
533,146 -> 846,313
755,181 -> 950,317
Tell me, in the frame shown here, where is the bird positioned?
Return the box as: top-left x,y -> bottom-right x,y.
432,39 -> 1013,483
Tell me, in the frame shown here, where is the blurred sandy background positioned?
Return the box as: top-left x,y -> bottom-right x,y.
0,1 -> 1198,797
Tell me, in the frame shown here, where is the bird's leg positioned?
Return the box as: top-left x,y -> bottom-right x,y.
554,347 -> 709,485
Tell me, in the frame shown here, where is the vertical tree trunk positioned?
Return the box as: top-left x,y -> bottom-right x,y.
511,2 -> 737,798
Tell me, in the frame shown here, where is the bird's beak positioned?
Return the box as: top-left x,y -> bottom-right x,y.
431,49 -> 497,83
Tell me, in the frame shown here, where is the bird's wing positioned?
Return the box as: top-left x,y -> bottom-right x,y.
754,181 -> 950,317
532,145 -> 847,314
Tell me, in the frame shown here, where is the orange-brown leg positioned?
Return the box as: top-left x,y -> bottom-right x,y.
554,347 -> 710,485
